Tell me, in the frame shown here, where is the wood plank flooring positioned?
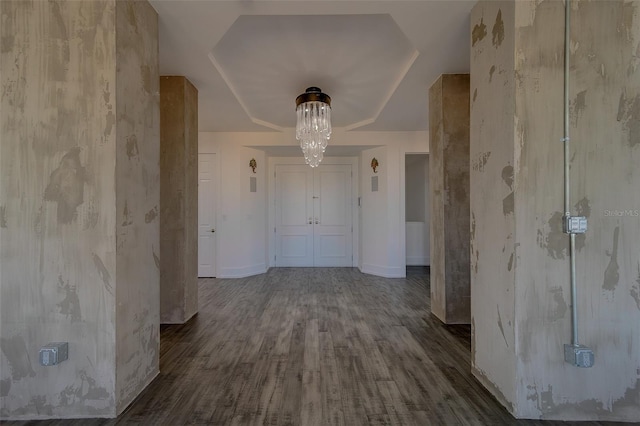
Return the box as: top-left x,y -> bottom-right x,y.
5,267 -> 622,425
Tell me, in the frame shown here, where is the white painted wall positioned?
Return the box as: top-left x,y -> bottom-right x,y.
199,133 -> 268,278
199,130 -> 427,279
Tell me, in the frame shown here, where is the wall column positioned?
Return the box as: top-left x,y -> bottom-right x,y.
160,76 -> 199,324
428,74 -> 471,324
471,1 -> 640,421
0,0 -> 159,419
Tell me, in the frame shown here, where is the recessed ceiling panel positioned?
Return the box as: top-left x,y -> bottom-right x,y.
210,14 -> 418,130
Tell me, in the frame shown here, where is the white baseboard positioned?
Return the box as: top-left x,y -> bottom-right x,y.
218,263 -> 268,278
360,264 -> 405,278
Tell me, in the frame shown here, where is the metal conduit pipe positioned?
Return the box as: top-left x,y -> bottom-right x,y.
562,0 -> 593,368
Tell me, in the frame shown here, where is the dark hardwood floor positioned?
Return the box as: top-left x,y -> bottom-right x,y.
4,267 -> 622,425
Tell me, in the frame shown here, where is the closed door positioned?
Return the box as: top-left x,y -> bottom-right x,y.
198,153 -> 216,277
275,164 -> 352,267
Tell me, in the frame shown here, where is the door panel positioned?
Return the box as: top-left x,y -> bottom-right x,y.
198,153 -> 216,277
314,165 -> 352,266
275,164 -> 352,267
276,166 -> 314,266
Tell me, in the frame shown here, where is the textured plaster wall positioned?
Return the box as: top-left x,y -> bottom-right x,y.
114,0 -> 159,414
160,76 -> 198,324
471,0 -> 640,421
429,74 -> 471,324
0,0 -> 159,419
470,0 -> 517,411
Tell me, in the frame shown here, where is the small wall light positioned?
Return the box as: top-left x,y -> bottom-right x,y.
371,157 -> 379,173
249,158 -> 257,173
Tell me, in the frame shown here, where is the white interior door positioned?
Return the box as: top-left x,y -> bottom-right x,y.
314,165 -> 352,266
275,165 -> 314,266
275,164 -> 352,267
198,153 -> 216,277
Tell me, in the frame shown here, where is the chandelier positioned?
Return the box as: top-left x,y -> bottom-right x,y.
295,87 -> 331,167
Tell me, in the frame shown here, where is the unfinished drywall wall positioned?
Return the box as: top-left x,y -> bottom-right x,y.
429,74 -> 471,324
471,0 -> 640,421
114,0 -> 160,414
160,76 -> 198,324
0,0 -> 159,419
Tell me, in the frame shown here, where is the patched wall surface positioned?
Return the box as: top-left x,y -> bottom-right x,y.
0,0 -> 160,420
429,74 -> 471,324
471,0 -> 640,422
159,76 -> 198,324
469,0 -> 518,413
114,0 -> 160,414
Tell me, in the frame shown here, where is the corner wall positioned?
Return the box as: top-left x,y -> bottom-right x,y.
429,74 -> 471,324
160,76 -> 198,324
471,0 -> 640,421
0,0 -> 159,419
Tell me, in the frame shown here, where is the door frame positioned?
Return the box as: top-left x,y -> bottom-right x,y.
198,150 -> 220,277
268,156 -> 359,268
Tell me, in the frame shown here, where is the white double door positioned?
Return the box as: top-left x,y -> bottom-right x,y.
275,164 -> 352,267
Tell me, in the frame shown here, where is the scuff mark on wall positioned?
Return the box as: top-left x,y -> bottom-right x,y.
497,305 -> 509,347
489,65 -> 496,82
473,88 -> 478,103
122,200 -> 133,227
502,192 -> 514,216
84,202 -> 99,230
631,262 -> 640,310
492,9 -> 505,48
144,205 -> 158,223
501,165 -> 514,190
59,370 -> 112,412
540,385 -> 555,412
0,205 -> 7,228
0,335 -> 36,380
472,151 -> 491,172
537,212 -> 567,260
104,109 -> 115,142
152,247 -> 160,270
603,226 -> 620,293
570,90 -> 587,127
472,17 -> 487,47
44,147 -> 86,224
126,134 -> 139,159
0,377 -> 11,397
508,252 -> 514,271
616,92 -> 640,148
57,275 -> 81,322
92,253 -> 113,295
549,286 -> 568,320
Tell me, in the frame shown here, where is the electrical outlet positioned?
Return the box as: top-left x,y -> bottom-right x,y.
564,344 -> 594,368
564,216 -> 587,234
39,342 -> 68,366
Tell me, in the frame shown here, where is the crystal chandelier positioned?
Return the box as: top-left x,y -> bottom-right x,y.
295,87 -> 331,168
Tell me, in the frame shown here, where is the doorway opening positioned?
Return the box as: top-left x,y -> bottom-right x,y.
405,154 -> 430,267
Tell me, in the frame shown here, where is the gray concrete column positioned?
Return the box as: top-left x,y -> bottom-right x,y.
428,74 -> 471,324
160,76 -> 198,324
0,0 -> 159,419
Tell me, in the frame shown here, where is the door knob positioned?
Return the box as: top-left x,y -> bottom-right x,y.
315,218 -> 319,225
211,228 -> 215,233
308,218 -> 312,224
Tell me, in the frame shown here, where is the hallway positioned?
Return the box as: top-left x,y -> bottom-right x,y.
9,268 -> 616,425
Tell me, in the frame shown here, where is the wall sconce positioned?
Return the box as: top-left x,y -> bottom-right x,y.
371,157 -> 379,173
249,158 -> 257,173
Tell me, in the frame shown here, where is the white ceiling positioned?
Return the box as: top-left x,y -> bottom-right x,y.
149,1 -> 474,133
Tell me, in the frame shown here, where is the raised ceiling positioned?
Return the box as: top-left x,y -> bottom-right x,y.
149,1 -> 474,133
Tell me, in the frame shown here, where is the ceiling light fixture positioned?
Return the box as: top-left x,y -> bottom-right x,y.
296,87 -> 331,168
